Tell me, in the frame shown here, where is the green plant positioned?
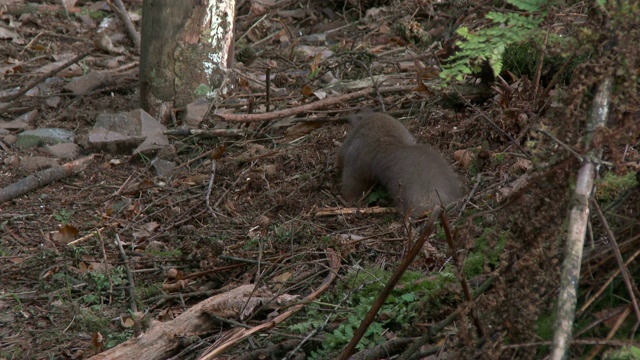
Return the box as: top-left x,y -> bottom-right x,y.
602,346 -> 640,360
440,0 -> 547,82
289,268 -> 456,358
106,330 -> 134,349
595,172 -> 638,202
53,208 -> 75,224
366,187 -> 389,206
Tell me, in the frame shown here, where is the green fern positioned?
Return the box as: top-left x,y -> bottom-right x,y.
440,0 -> 546,82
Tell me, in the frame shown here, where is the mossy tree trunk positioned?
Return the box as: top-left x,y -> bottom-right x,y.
139,0 -> 235,122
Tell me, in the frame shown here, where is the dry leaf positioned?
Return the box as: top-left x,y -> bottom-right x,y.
284,121 -> 322,140
211,145 -> 226,159
52,224 -> 80,243
120,316 -> 135,328
166,268 -> 183,280
301,84 -> 314,97
509,157 -> 532,174
453,149 -> 475,169
414,81 -> 435,96
8,256 -> 25,264
91,332 -> 105,352
162,280 -> 188,293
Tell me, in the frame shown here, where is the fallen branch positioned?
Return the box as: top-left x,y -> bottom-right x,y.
108,0 -> 141,51
88,249 -> 340,360
551,76 -> 613,359
0,155 -> 94,204
215,85 -> 415,122
163,128 -> 246,137
315,206 -> 397,217
0,51 -> 92,109
198,248 -> 340,359
338,208 -> 442,359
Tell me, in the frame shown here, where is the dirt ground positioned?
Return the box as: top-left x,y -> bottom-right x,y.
1,1 -> 639,359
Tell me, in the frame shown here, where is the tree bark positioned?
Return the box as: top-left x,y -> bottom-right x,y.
140,0 -> 235,122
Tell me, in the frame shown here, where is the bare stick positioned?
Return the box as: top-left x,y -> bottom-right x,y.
107,0 -> 140,51
204,159 -> 217,218
0,155 -> 94,203
338,208 -> 442,360
441,208 -> 484,338
114,233 -> 138,313
265,67 -> 271,113
215,85 -> 415,122
551,76 -> 613,360
163,128 -> 246,137
0,51 -> 92,108
197,249 -> 341,360
315,206 -> 397,217
591,199 -> 640,321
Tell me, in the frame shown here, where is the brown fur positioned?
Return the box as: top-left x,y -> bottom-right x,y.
337,112 -> 463,217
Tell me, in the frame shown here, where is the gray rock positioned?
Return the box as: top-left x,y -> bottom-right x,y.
87,127 -> 141,154
64,71 -> 111,95
94,112 -> 142,136
0,110 -> 37,130
18,156 -> 59,171
184,98 -> 210,127
89,109 -> 169,156
45,96 -> 62,108
16,128 -> 75,149
150,158 -> 176,178
3,134 -> 17,145
40,143 -> 80,159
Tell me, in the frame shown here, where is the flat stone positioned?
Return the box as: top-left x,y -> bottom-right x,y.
45,96 -> 62,108
0,110 -> 37,130
87,127 -> 142,154
40,143 -> 80,159
150,158 -> 176,178
94,112 -> 141,136
3,134 -> 17,144
18,156 -> 59,172
184,98 -> 210,127
64,71 -> 111,95
16,128 -> 75,149
131,109 -> 169,156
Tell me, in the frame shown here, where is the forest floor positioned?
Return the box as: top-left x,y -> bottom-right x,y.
1,1 -> 639,359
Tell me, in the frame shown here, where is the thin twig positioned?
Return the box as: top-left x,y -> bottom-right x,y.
0,50 -> 92,108
338,208 -> 442,360
115,233 -> 138,313
214,85 -> 415,122
204,159 -> 218,218
591,199 -> 640,322
107,0 -> 140,51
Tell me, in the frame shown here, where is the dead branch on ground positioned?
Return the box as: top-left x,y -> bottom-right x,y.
0,155 -> 94,204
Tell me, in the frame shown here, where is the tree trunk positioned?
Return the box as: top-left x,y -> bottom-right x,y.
139,0 -> 235,122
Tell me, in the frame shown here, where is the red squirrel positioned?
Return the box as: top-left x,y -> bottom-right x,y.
337,112 -> 463,217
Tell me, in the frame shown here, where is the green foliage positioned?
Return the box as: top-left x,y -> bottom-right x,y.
595,172 -> 638,202
502,37 -> 588,84
76,307 -> 111,333
366,187 -> 389,206
602,346 -> 640,360
440,0 -> 546,82
81,266 -> 129,306
288,267 -> 456,358
493,152 -> 506,165
535,313 -> 556,340
195,84 -> 213,96
107,330 -> 134,349
53,208 -> 75,224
